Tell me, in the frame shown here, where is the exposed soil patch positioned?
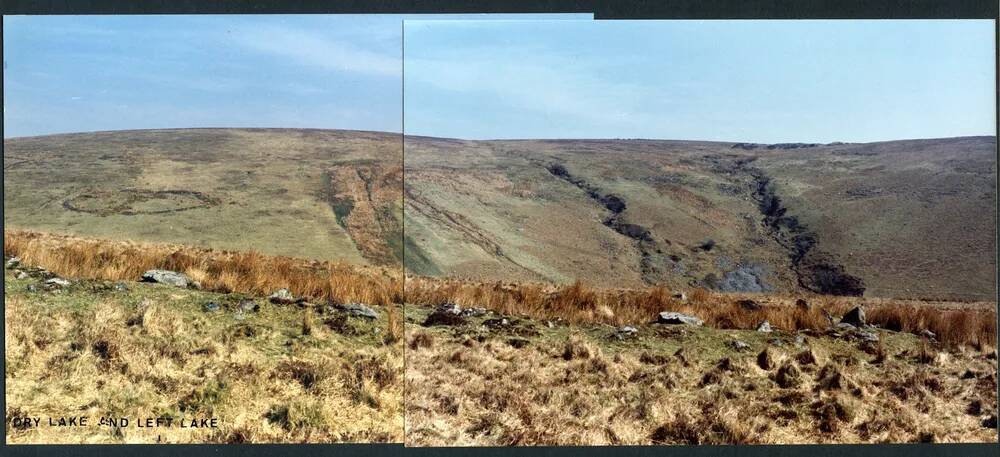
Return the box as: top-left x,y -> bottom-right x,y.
63,189 -> 218,216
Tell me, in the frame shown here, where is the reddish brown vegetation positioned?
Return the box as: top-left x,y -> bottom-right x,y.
5,230 -> 402,306
406,277 -> 996,348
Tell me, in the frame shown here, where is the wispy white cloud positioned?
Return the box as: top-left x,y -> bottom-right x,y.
406,49 -> 673,137
229,24 -> 399,77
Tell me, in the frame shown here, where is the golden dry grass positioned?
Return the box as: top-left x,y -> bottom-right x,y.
404,306 -> 999,446
405,277 -> 996,349
4,231 -> 403,444
5,230 -> 402,306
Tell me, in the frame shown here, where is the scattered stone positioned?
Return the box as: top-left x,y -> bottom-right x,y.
435,302 -> 461,314
141,269 -> 195,288
795,298 -> 810,310
269,288 -> 295,304
113,282 -> 129,292
460,307 -> 488,317
203,302 -> 222,312
757,348 -> 774,370
546,320 -> 555,329
794,334 -> 807,348
756,320 -> 773,333
840,306 -> 866,327
482,318 -> 510,329
5,257 -> 21,269
233,312 -> 247,321
919,329 -> 937,340
44,277 -> 71,287
730,340 -> 751,351
769,338 -> 784,347
738,299 -> 762,311
853,328 -> 880,343
656,311 -> 703,326
834,322 -> 857,332
614,325 -> 639,341
15,271 -> 30,280
238,299 -> 260,313
25,284 -> 37,292
336,303 -> 379,319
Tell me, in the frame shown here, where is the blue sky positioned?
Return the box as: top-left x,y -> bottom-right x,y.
404,20 -> 996,143
2,14 -> 588,138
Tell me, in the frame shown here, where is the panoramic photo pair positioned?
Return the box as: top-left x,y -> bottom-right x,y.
3,15 -> 997,446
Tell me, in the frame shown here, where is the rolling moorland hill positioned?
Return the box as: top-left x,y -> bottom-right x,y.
5,130 -> 994,301
3,128 -> 403,267
403,135 -> 997,301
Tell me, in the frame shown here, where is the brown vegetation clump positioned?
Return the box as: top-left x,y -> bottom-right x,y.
405,276 -> 996,349
5,230 -> 403,306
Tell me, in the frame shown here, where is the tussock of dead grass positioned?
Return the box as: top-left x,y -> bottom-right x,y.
6,230 -> 402,306
4,234 -> 404,444
406,276 -> 996,349
405,313 -> 998,446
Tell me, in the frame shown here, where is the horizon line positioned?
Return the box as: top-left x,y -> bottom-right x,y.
4,126 -> 996,145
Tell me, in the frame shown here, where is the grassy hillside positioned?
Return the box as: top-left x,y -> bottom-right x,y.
404,136 -> 997,300
3,128 -> 402,267
4,231 -> 403,443
405,302 -> 997,445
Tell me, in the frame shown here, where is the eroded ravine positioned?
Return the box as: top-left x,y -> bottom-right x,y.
544,163 -> 669,285
736,158 -> 866,296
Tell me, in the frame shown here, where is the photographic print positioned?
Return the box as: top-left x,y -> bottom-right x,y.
2,15 -> 407,444
402,19 -> 998,446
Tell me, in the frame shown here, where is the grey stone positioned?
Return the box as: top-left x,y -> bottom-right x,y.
15,271 -> 30,280
716,263 -> 773,293
841,306 -> 866,327
238,299 -> 260,313
855,328 -> 880,343
619,325 -> 639,335
25,284 -> 37,292
756,320 -> 773,333
656,311 -> 704,326
5,257 -> 21,269
920,329 -> 937,340
203,302 -> 221,312
269,288 -> 295,304
483,318 -> 510,329
436,303 -> 462,315
794,334 -> 806,347
460,307 -> 488,317
45,277 -> 71,287
113,282 -> 129,292
337,303 -> 379,319
730,340 -> 751,351
141,269 -> 194,288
